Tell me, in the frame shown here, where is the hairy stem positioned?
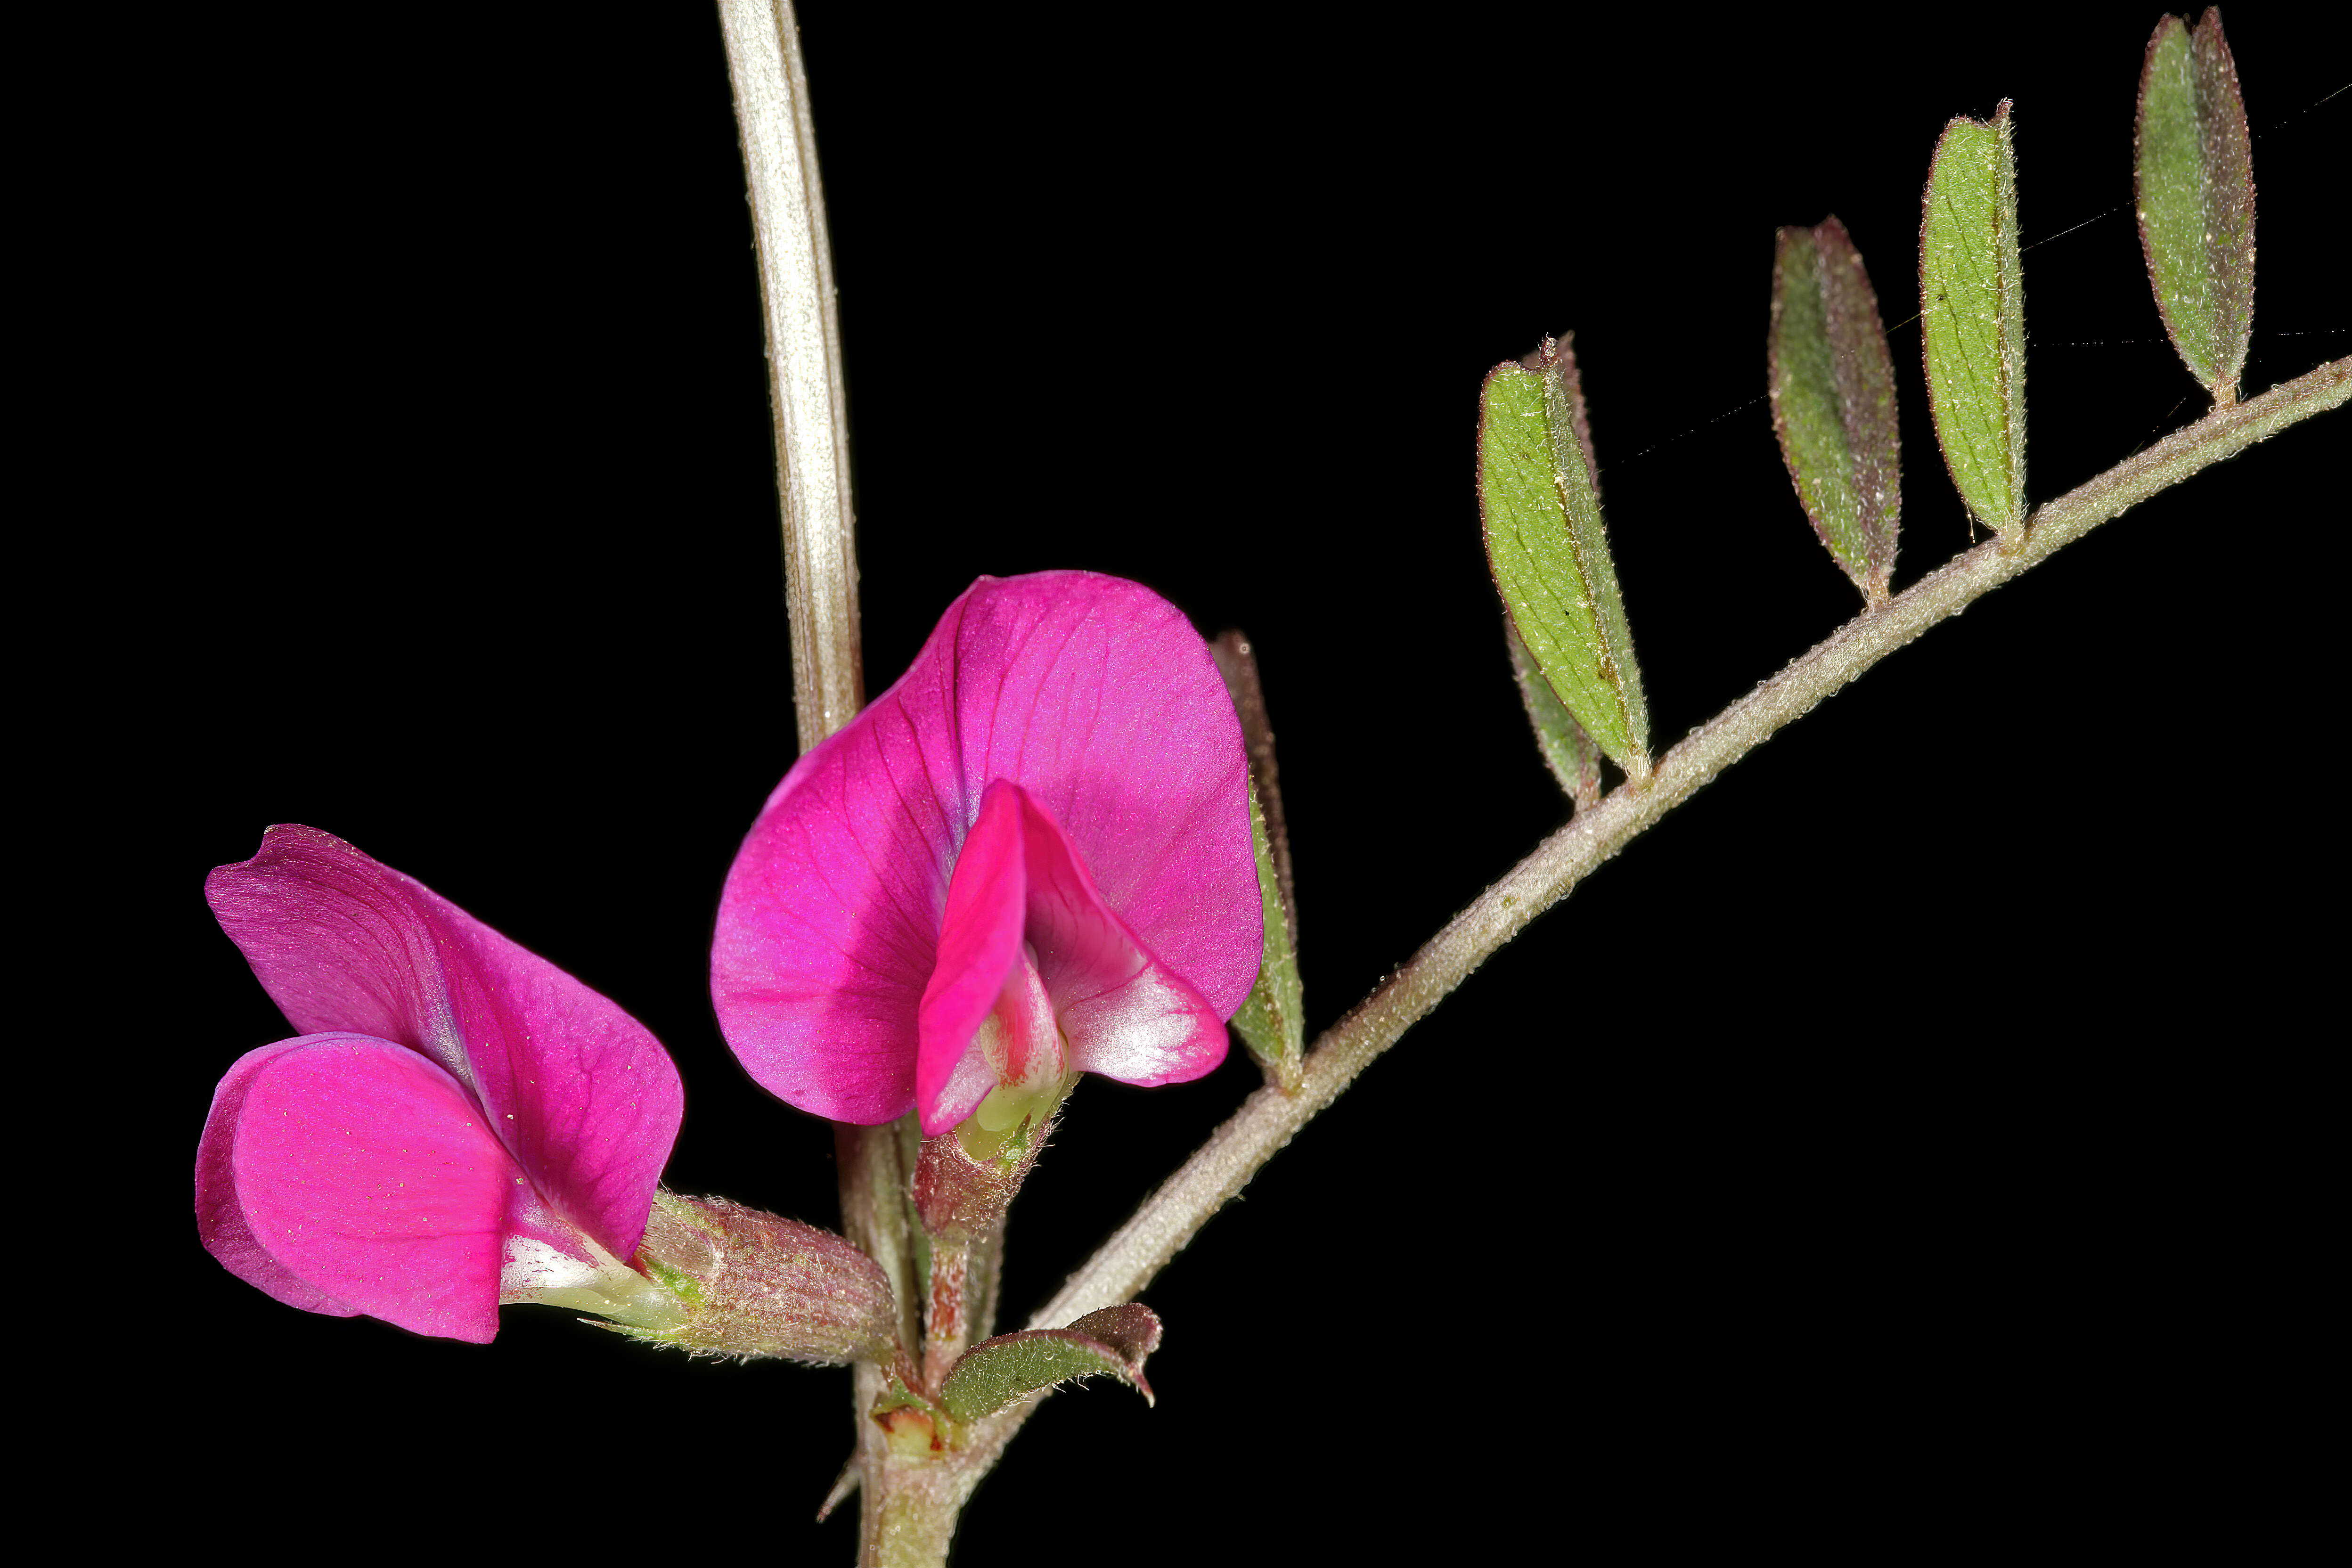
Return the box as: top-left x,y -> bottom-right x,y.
1011,353 -> 2346,1335
717,0 -> 862,753
719,5 -> 953,1561
923,1238 -> 972,1390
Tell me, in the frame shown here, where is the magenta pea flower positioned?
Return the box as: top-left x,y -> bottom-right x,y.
712,571 -> 1264,1137
196,826 -> 686,1343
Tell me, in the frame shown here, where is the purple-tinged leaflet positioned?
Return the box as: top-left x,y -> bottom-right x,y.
712,572 -> 1263,1136
196,826 -> 686,1342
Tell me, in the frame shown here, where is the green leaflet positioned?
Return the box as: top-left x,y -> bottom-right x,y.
1228,777 -> 1304,1091
1478,340 -> 1650,780
1504,614 -> 1601,809
1208,632 -> 1304,1093
2135,10 -> 2255,401
1920,100 -> 2026,535
1768,217 -> 1903,603
936,1305 -> 1160,1422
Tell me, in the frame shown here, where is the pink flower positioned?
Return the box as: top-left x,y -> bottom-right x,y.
712,572 -> 1263,1136
196,826 -> 686,1342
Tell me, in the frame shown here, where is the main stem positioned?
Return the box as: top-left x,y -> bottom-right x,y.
717,4 -> 948,1563
718,0 -> 861,754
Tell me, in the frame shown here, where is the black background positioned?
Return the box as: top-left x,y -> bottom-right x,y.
104,4 -> 2340,1559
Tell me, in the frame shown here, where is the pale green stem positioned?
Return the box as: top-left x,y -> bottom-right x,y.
922,1237 -> 973,1390
716,0 -> 862,754
718,4 -> 951,1562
